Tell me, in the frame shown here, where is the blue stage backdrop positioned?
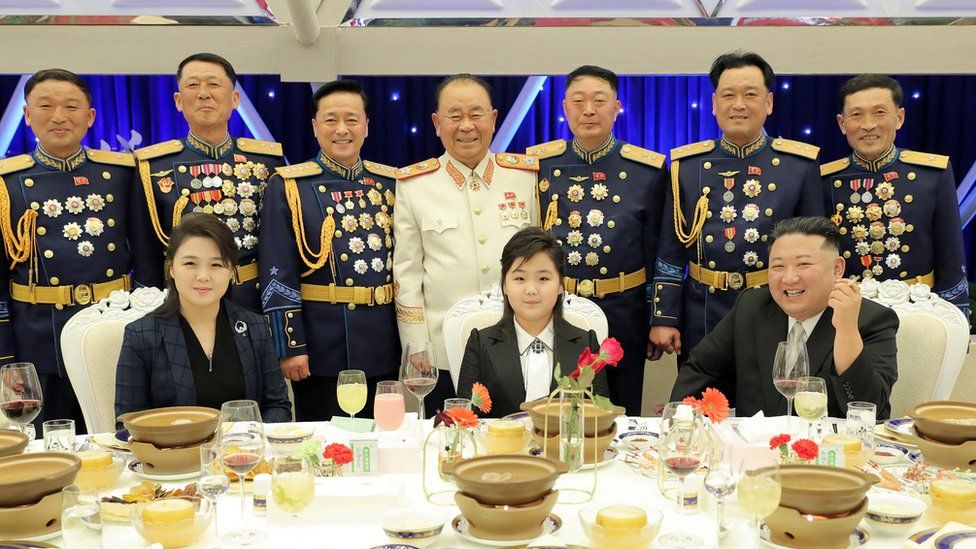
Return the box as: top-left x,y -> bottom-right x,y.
2,73 -> 975,278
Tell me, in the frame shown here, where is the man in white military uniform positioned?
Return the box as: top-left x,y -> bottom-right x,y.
394,74 -> 539,409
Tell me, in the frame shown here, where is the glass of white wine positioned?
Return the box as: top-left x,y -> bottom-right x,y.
737,457 -> 782,548
336,369 -> 367,419
704,461 -> 736,540
271,457 -> 315,518
772,340 -> 809,435
794,376 -> 828,440
198,442 -> 230,540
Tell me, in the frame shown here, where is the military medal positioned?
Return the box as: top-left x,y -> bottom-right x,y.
748,166 -> 761,175
189,165 -> 204,189
720,205 -> 737,223
343,191 -> 355,210
518,201 -> 528,219
883,199 -> 901,218
861,178 -> 874,204
723,177 -> 735,202
498,203 -> 508,221
883,171 -> 899,182
539,178 -> 550,192
355,190 -> 366,208
221,163 -> 233,177
724,227 -> 736,252
743,251 -> 758,266
849,179 -> 862,204
742,179 -> 762,198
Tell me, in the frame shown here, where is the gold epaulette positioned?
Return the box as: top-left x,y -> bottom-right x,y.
620,144 -> 665,169
771,138 -> 819,160
670,140 -> 716,161
86,149 -> 135,167
363,160 -> 397,179
134,140 -> 183,161
820,157 -> 851,177
237,137 -> 283,157
525,139 -> 566,159
495,152 -> 539,172
396,158 -> 440,180
900,150 -> 950,170
0,155 -> 34,176
275,162 -> 322,180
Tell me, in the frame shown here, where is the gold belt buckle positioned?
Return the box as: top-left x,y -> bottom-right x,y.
577,279 -> 595,297
727,272 -> 744,291
73,283 -> 93,306
373,287 -> 386,305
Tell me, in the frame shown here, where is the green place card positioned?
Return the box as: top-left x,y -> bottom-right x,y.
330,416 -> 375,433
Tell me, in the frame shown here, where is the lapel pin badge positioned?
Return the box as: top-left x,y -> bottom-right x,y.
235,321 -> 248,335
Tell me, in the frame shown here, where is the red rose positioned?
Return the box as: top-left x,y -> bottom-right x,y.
577,347 -> 595,368
323,443 -> 353,466
769,434 -> 791,450
792,439 -> 819,461
569,365 -> 582,379
599,337 -> 624,365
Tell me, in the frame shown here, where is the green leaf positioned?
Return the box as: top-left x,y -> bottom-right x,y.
577,366 -> 595,389
593,394 -> 615,411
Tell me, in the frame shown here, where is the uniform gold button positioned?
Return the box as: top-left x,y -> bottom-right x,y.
705,235 -> 714,243
348,304 -> 356,310
900,271 -> 908,278
765,208 -> 773,217
106,194 -> 114,202
901,245 -> 910,252
612,195 -> 621,203
655,310 -> 662,316
108,243 -> 116,251
340,253 -> 349,261
768,183 -> 777,191
607,221 -> 616,229
554,218 -> 563,226
178,165 -> 188,173
657,284 -> 663,290
107,218 -> 115,227
708,260 -> 716,269
345,278 -> 354,286
757,261 -> 764,268
55,304 -> 63,310
30,202 -> 39,210
386,275 -> 392,282
836,203 -> 844,211
481,265 -> 489,274
290,340 -> 297,346
703,186 -> 711,194
619,172 -> 627,180
708,287 -> 716,294
907,172 -> 917,181
50,276 -> 60,285
181,189 -> 190,196
44,250 -> 53,258
37,226 -> 46,235
600,267 -> 608,275
474,207 -> 482,215
772,158 -> 781,166
287,327 -> 293,333
840,227 -> 848,235
478,236 -> 486,244
381,205 -> 388,212
907,224 -> 914,232
551,194 -> 559,201
703,162 -> 712,170
603,245 -> 611,253
905,195 -> 913,203
761,235 -> 768,242
335,230 -> 343,238
654,297 -> 660,303
706,211 -> 713,218
553,169 -> 562,177
106,268 -> 114,277
24,178 -> 34,187
102,171 -> 111,180
833,180 -> 842,188
843,251 -> 851,258
318,185 -> 326,193
286,312 -> 295,320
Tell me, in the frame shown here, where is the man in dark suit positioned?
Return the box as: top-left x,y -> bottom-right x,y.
670,216 -> 898,419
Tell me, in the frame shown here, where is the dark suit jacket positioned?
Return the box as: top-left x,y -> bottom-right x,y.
670,288 -> 899,419
115,299 -> 291,423
456,316 -> 611,418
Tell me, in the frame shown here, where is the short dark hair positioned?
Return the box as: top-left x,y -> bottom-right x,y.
153,213 -> 240,317
500,227 -> 565,320
565,65 -> 619,94
837,74 -> 904,112
768,217 -> 842,254
434,74 -> 493,110
709,50 -> 776,92
311,79 -> 369,118
24,69 -> 92,106
177,52 -> 237,86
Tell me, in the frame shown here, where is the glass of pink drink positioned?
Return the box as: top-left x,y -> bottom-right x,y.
374,381 -> 406,431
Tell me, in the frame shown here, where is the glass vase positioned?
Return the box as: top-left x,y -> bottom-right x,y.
559,388 -> 585,472
437,425 -> 471,482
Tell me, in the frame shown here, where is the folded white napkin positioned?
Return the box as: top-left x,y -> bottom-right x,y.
735,411 -> 795,444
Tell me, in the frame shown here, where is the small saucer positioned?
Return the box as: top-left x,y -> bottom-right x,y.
452,513 -> 561,546
127,459 -> 200,481
615,430 -> 660,452
933,530 -> 976,548
760,523 -> 869,548
909,527 -> 940,544
528,446 -> 618,469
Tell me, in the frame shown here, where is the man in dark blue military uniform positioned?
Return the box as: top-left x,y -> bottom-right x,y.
260,80 -> 399,421
0,69 -> 148,429
651,52 -> 824,371
527,65 -> 667,415
822,74 -> 968,316
132,53 -> 284,312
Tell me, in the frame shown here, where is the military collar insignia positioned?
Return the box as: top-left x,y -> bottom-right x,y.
445,153 -> 494,190
720,134 -> 766,159
186,132 -> 234,160
317,151 -> 363,181
34,145 -> 86,172
852,145 -> 898,173
571,135 -> 616,165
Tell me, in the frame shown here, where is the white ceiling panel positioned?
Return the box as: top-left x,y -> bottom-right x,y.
736,0 -> 868,10
369,0 -> 504,10
0,0 -> 60,6
915,0 -> 976,8
550,0 -> 682,9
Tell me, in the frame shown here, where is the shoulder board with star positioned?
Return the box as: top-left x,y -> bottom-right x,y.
899,150 -> 950,170
362,160 -> 398,179
495,152 -> 539,172
86,148 -> 135,167
619,144 -> 665,169
396,158 -> 440,180
820,157 -> 851,177
134,140 -> 183,161
525,139 -> 566,159
770,138 -> 819,160
237,137 -> 283,157
670,140 -> 716,161
0,154 -> 35,176
274,162 -> 322,180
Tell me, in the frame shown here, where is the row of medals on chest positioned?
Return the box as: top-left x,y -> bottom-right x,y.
326,184 -> 394,276
833,177 -> 912,276
704,172 -> 773,267
35,192 -> 114,258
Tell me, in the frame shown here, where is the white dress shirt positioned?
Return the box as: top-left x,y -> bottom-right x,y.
513,318 -> 555,401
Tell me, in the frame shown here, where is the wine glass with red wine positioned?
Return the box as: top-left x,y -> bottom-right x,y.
772,340 -> 809,436
658,403 -> 708,547
0,363 -> 43,435
218,399 -> 266,546
401,342 -> 439,421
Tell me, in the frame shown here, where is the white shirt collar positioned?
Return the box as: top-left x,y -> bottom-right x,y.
514,318 -> 555,355
787,309 -> 826,343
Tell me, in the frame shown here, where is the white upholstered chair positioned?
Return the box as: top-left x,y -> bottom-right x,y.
60,287 -> 166,433
442,284 -> 608,391
862,279 -> 969,418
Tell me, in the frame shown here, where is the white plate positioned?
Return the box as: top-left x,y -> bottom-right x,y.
885,418 -> 915,437
615,430 -> 660,452
528,446 -> 618,470
127,459 -> 200,482
451,513 -> 561,547
933,530 -> 976,548
622,447 -> 661,479
760,523 -> 869,548
871,444 -> 910,465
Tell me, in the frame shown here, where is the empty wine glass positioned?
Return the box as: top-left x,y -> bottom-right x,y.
336,369 -> 367,419
772,341 -> 809,435
704,461 -> 736,540
0,362 -> 43,436
218,400 -> 266,545
401,342 -> 439,421
795,376 -> 827,439
198,442 -> 230,540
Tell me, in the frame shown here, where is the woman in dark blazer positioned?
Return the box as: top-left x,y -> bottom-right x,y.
457,228 -> 609,417
116,213 -> 291,423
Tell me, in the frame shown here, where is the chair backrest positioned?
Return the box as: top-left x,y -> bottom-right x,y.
442,284 -> 608,391
862,280 -> 968,418
60,287 -> 167,433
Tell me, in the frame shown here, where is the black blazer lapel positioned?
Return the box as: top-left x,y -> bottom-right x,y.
755,298 -> 789,414
485,319 -> 525,410
552,317 -> 586,387
805,309 -> 835,380
160,314 -> 196,403
226,302 -> 257,400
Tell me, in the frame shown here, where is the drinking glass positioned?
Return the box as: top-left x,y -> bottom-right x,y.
218,400 -> 266,545
795,376 -> 828,439
444,398 -> 471,412
0,362 -> 43,435
704,460 -> 736,540
271,457 -> 315,518
658,407 -> 707,547
336,369 -> 367,418
374,380 -> 406,431
198,442 -> 230,540
846,401 -> 877,453
43,419 -> 76,452
401,342 -> 439,421
772,341 -> 809,435
62,484 -> 102,548
738,456 -> 782,548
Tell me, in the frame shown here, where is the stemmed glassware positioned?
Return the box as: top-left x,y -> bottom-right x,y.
218,400 -> 266,545
794,376 -> 828,439
738,456 -> 782,547
657,404 -> 708,548
374,381 -> 406,432
271,457 -> 315,518
704,460 -> 736,541
0,362 -> 42,438
772,341 -> 809,435
336,369 -> 367,419
401,342 -> 439,421
198,442 -> 230,540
